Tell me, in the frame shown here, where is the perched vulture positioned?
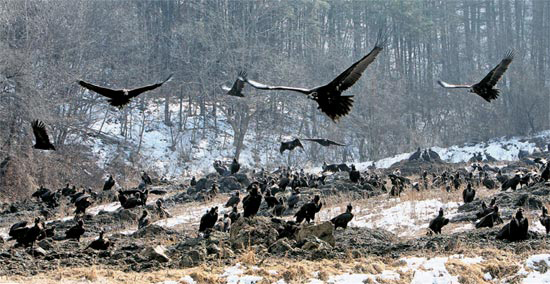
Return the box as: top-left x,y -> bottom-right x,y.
78,74 -> 173,109
302,138 -> 345,147
221,71 -> 246,97
280,138 -> 304,154
437,50 -> 514,102
331,204 -> 354,230
428,208 -> 449,234
31,120 -> 55,150
240,30 -> 387,121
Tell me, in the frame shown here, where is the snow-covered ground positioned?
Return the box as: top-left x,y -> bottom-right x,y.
318,198 -> 461,237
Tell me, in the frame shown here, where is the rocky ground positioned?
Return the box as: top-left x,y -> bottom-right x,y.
0,153 -> 549,283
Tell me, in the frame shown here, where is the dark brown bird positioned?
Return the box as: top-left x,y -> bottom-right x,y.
280,138 -> 304,154
437,50 -> 514,102
78,74 -> 173,109
86,231 -> 111,250
65,220 -> 85,241
540,207 -> 550,235
31,120 -> 55,150
331,204 -> 354,230
428,208 -> 449,234
241,30 -> 387,121
302,138 -> 345,147
222,71 -> 246,97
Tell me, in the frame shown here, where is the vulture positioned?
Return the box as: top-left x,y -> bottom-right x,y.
264,190 -> 279,208
302,138 -> 345,147
78,74 -> 173,109
221,71 -> 246,97
199,207 -> 218,232
349,165 -> 360,183
501,173 -> 521,191
294,195 -> 323,224
540,207 -> 550,235
242,185 -> 262,217
542,164 -> 550,182
74,194 -> 92,214
230,158 -> 240,175
437,50 -> 514,102
408,148 -> 421,161
462,183 -> 476,203
476,205 -> 503,228
138,210 -> 150,229
331,204 -> 354,230
65,220 -> 85,241
103,175 -> 115,191
229,206 -> 240,223
225,191 -> 241,208
86,231 -> 111,250
241,30 -> 387,121
428,208 -> 449,234
273,198 -> 285,217
482,173 -> 496,189
31,120 -> 55,150
280,138 -> 304,154
10,218 -> 43,248
497,208 -> 529,241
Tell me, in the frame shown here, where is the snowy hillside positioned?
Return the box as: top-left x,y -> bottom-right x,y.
84,101 -> 550,178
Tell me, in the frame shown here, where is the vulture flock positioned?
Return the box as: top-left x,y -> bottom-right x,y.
9,24 -> 550,267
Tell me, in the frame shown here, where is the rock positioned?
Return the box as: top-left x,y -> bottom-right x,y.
218,176 -> 241,192
114,209 -> 138,222
195,178 -> 216,191
295,221 -> 335,247
37,239 -> 53,250
206,243 -> 220,255
229,217 -> 279,250
301,236 -> 332,251
233,173 -> 250,187
180,248 -> 206,267
268,238 -> 294,254
143,245 -> 170,263
132,224 -> 173,238
27,247 -> 47,257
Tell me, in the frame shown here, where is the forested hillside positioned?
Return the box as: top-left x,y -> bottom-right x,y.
0,0 -> 548,199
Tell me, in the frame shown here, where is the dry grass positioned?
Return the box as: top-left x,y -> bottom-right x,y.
1,247 -> 537,284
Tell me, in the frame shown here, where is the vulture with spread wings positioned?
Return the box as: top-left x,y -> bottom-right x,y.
78,74 -> 173,109
221,71 -> 246,97
437,50 -> 514,102
303,138 -> 345,147
280,138 -> 304,154
241,30 -> 388,121
31,120 -> 55,150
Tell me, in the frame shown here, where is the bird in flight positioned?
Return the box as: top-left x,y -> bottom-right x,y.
31,120 -> 55,150
437,50 -> 514,102
279,138 -> 304,154
78,74 -> 173,109
221,71 -> 246,97
240,29 -> 388,121
302,138 -> 345,147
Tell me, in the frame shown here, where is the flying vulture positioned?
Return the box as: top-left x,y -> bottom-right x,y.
437,50 -> 514,102
241,30 -> 388,121
221,71 -> 246,97
31,120 -> 55,150
78,74 -> 173,109
279,138 -> 304,154
302,138 -> 345,147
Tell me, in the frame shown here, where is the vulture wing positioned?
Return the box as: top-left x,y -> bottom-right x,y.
325,29 -> 388,93
126,74 -> 173,98
437,80 -> 472,89
477,50 -> 514,88
31,120 -> 55,150
78,80 -> 125,99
